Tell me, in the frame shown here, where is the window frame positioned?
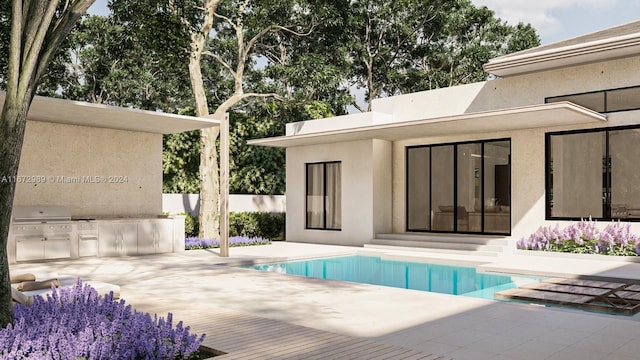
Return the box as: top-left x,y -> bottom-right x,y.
305,161 -> 342,231
405,138 -> 511,235
545,124 -> 640,221
545,85 -> 640,114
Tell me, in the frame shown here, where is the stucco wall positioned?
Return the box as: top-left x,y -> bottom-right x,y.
14,121 -> 162,217
284,56 -> 640,246
374,56 -> 640,119
389,53 -> 640,243
286,139 -> 391,246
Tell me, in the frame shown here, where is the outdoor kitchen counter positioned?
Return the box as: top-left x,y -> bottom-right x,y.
88,217 -> 185,258
72,215 -> 176,221
8,214 -> 185,263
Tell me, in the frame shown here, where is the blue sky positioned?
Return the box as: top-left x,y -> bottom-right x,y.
88,0 -> 639,45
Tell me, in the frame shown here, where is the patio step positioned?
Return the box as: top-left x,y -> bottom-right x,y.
366,233 -> 510,257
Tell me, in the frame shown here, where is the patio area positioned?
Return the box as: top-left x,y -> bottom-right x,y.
9,242 -> 640,359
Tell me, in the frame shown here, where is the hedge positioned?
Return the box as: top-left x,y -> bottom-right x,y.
182,212 -> 285,240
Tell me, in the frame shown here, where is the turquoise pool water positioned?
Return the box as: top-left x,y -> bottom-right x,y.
248,255 -> 538,299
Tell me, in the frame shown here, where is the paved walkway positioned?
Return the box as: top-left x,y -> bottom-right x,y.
10,242 -> 640,359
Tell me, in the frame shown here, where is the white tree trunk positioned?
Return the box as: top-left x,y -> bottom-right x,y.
198,126 -> 221,239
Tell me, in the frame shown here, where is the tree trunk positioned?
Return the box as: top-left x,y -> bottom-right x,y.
188,34 -> 221,240
198,126 -> 221,239
0,96 -> 31,327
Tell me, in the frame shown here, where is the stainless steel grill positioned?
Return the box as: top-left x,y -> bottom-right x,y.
11,206 -> 72,261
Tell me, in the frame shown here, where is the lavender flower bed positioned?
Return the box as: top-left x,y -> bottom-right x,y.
517,219 -> 640,256
185,236 -> 270,250
0,280 -> 205,359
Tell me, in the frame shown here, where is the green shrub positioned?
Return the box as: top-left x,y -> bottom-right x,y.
181,212 -> 285,240
230,212 -> 285,240
181,212 -> 199,238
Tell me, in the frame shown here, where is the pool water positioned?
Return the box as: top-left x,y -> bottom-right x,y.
248,255 -> 538,299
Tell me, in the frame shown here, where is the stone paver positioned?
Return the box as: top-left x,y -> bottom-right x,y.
10,242 -> 640,359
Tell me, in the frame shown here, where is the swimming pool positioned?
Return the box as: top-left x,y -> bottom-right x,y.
248,255 -> 539,299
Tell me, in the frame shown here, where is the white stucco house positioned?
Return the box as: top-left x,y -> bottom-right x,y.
250,20 -> 640,254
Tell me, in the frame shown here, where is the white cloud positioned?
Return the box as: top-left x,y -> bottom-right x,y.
470,0 -> 619,40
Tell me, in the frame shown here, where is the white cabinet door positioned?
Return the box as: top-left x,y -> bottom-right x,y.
99,223 -> 137,257
44,235 -> 71,259
138,221 -> 173,254
98,224 -> 120,257
155,222 -> 173,253
137,222 -> 156,255
16,236 -> 45,261
120,223 -> 138,256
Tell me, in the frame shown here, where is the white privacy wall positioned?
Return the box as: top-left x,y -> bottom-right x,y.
15,121 -> 162,217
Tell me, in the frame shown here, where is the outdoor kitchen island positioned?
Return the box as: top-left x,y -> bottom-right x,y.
7,206 -> 185,263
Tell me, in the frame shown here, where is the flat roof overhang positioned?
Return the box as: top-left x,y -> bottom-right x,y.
0,92 -> 219,134
248,102 -> 607,148
484,33 -> 640,77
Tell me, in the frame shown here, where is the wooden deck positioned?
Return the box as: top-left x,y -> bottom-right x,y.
131,301 -> 453,360
495,277 -> 640,315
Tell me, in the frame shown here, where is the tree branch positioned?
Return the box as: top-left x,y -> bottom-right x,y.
202,50 -> 236,77
34,0 -> 96,85
6,0 -> 22,102
242,92 -> 286,102
212,12 -> 236,31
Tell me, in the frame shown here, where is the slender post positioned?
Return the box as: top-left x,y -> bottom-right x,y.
220,113 -> 230,257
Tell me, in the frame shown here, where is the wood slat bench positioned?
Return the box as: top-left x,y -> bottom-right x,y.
495,278 -> 640,316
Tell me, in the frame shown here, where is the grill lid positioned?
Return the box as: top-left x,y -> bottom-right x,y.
12,206 -> 71,223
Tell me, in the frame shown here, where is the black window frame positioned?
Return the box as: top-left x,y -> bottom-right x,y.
405,138 -> 511,235
305,161 -> 342,231
545,124 -> 640,221
546,85 -> 640,114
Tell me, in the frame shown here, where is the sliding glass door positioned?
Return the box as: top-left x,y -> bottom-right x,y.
406,139 -> 511,235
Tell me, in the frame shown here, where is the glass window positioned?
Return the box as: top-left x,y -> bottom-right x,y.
546,85 -> 640,113
431,145 -> 454,231
456,143 -> 481,232
609,129 -> 640,219
546,93 -> 605,112
548,132 -> 605,218
306,162 -> 341,230
607,87 -> 640,112
484,141 -> 511,233
546,127 -> 640,220
407,147 -> 431,230
325,162 -> 342,229
406,139 -> 510,235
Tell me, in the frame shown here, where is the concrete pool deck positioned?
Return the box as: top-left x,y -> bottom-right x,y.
10,242 -> 640,359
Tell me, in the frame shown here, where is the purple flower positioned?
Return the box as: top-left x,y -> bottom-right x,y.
0,280 -> 204,359
517,218 -> 640,256
185,236 -> 270,250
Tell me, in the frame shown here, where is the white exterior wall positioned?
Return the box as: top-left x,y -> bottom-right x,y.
389,56 -> 640,243
286,139 -> 392,245
15,121 -> 162,217
284,55 -> 640,246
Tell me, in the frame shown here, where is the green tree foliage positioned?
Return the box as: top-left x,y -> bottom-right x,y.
342,0 -> 539,109
60,14 -> 192,111
230,100 -> 334,195
163,99 -> 334,195
163,131 -> 201,193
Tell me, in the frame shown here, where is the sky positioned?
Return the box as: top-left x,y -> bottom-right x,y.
88,0 -> 640,45
470,0 -> 640,44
